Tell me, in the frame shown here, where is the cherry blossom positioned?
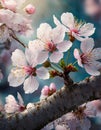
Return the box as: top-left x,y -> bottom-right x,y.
1,0 -> 17,12
40,83 -> 56,100
25,4 -> 36,15
0,9 -> 33,37
84,100 -> 101,117
0,0 -> 27,12
8,49 -> 49,93
42,112 -> 91,130
30,23 -> 72,63
4,93 -> 25,114
0,8 -> 100,129
74,38 -> 101,76
53,12 -> 95,41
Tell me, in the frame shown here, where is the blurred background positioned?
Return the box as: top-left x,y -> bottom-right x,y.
0,0 -> 101,129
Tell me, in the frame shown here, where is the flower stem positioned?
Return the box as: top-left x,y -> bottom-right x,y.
66,48 -> 71,65
11,35 -> 27,48
73,60 -> 77,65
51,63 -> 62,72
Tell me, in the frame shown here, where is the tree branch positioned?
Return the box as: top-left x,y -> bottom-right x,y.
1,75 -> 101,130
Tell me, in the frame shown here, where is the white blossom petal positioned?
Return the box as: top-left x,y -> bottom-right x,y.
49,51 -> 63,63
72,33 -> 86,41
74,49 -> 83,67
11,49 -> 27,67
81,38 -> 94,54
53,15 -> 61,26
28,40 -> 44,52
37,51 -> 49,64
25,48 -> 37,67
53,17 -> 69,32
8,70 -> 26,87
61,12 -> 74,29
84,63 -> 100,76
37,23 -> 52,43
4,95 -> 19,114
51,25 -> 65,44
57,41 -> 72,52
79,23 -> 95,37
91,60 -> 101,69
24,76 -> 39,94
36,67 -> 49,79
17,92 -> 24,106
91,48 -> 101,60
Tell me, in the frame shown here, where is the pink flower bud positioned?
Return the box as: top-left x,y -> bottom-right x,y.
25,4 -> 35,14
49,83 -> 56,92
41,86 -> 50,96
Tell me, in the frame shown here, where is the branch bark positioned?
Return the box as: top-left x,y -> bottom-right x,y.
1,75 -> 101,130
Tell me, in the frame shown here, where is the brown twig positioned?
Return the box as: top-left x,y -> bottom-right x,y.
11,35 -> 27,48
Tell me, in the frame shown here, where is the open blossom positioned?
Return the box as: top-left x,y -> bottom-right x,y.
40,83 -> 56,100
0,0 -> 27,12
53,12 -> 95,41
84,100 -> 101,117
1,0 -> 17,12
8,49 -> 49,94
42,112 -> 91,130
25,4 -> 35,15
9,13 -> 33,37
74,38 -> 101,76
29,23 -> 72,63
0,9 -> 33,37
4,93 -> 25,114
0,4 -> 34,36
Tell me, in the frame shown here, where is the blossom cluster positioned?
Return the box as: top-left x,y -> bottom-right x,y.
0,0 -> 35,44
40,83 -> 56,100
6,11 -> 101,94
42,99 -> 101,130
0,2 -> 101,129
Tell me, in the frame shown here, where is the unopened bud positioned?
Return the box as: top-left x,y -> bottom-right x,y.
25,4 -> 35,14
43,61 -> 51,68
49,70 -> 58,78
65,64 -> 78,72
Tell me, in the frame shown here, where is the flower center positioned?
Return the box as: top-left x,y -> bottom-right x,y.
11,68 -> 26,77
23,66 -> 36,76
45,42 -> 56,53
80,53 -> 92,65
19,105 -> 26,112
71,29 -> 79,34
